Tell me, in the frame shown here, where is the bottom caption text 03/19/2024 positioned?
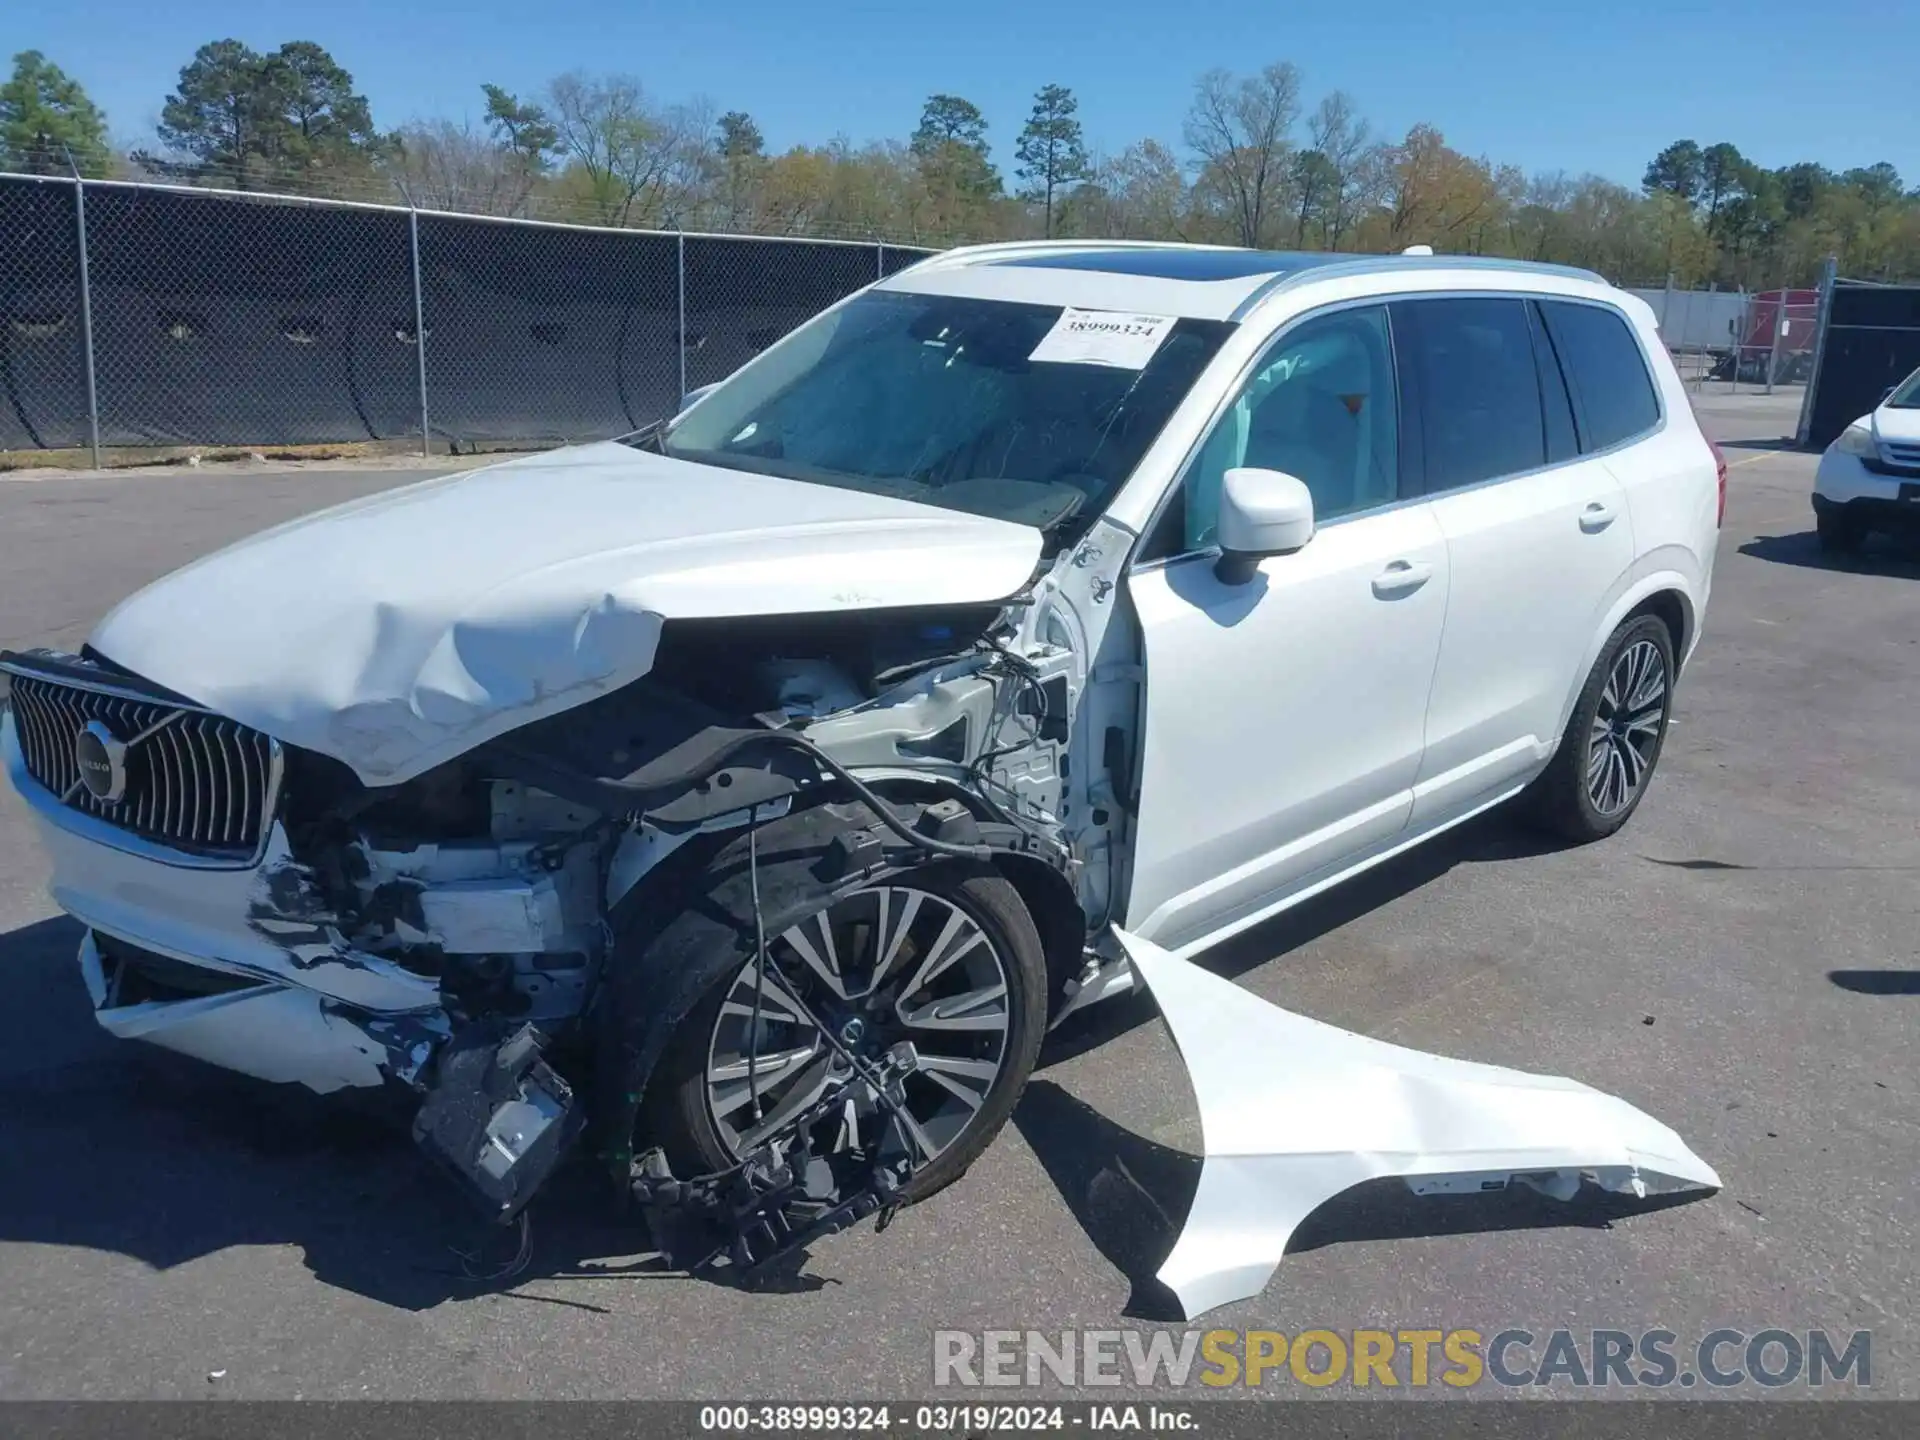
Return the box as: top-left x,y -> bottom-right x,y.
698,1407 -> 1167,1433
679,1401 -> 1902,1440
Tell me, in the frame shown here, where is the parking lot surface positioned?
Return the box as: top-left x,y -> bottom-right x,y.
2,392 -> 1916,1398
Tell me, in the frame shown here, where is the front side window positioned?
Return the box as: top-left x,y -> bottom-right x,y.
1538,300 -> 1661,449
1395,297 -> 1545,493
661,290 -> 1231,550
1157,304 -> 1400,555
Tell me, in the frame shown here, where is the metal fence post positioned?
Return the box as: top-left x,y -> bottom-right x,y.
1707,281 -> 1720,393
1796,255 -> 1838,447
409,205 -> 431,458
1765,285 -> 1785,395
677,231 -> 688,405
68,169 -> 102,468
877,240 -> 886,282
1678,285 -> 1696,386
1734,288 -> 1749,395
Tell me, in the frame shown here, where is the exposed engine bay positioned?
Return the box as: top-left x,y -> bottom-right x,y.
191,590 -> 1099,1266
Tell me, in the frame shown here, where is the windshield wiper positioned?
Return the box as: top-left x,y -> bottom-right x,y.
616,420 -> 668,453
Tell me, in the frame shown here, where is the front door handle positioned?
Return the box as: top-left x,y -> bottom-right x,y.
1371,559 -> 1434,598
1580,502 -> 1618,533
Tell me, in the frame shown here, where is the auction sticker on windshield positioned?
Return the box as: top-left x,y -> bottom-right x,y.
1028,308 -> 1178,369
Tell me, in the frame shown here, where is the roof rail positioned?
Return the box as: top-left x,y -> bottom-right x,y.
1229,253 -> 1611,321
892,237 -> 1247,276
883,238 -> 1611,300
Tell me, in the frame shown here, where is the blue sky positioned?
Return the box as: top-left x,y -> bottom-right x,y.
14,0 -> 1917,188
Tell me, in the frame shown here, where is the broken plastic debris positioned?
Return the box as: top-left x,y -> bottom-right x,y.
1115,930 -> 1722,1320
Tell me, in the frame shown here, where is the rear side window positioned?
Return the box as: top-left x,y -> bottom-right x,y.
1394,297 -> 1545,492
1538,300 -> 1661,451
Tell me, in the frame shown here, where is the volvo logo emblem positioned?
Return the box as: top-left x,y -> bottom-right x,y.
73,720 -> 129,804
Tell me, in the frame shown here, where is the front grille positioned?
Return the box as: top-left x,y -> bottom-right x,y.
6,669 -> 278,861
1881,441 -> 1920,474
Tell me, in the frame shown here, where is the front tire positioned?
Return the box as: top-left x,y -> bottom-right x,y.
644,843 -> 1047,1205
1524,614 -> 1675,843
1816,507 -> 1867,554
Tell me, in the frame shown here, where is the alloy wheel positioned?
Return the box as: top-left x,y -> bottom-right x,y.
1587,638 -> 1668,818
703,885 -> 1013,1167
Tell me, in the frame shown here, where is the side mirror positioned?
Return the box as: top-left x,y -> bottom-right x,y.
677,382 -> 720,415
1214,467 -> 1315,584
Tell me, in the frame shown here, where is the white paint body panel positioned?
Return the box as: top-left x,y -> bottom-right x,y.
1814,449 -> 1909,504
1123,506 -> 1448,949
1114,270 -> 1718,956
1120,931 -> 1722,1320
1814,396 -> 1920,504
78,933 -> 388,1093
876,257 -> 1277,322
1875,403 -> 1920,446
87,441 -> 1042,785
1411,454 -> 1635,826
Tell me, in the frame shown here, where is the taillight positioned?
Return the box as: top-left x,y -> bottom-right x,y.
1708,438 -> 1728,526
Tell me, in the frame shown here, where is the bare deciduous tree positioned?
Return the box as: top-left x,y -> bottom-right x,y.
1306,91 -> 1374,248
1182,62 -> 1301,248
545,71 -> 709,227
1110,140 -> 1188,239
393,118 -> 540,215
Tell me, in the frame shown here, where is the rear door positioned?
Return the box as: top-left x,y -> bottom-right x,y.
1538,298 -> 1715,655
1396,296 -> 1637,829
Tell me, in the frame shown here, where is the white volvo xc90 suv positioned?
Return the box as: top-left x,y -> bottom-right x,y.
2,243 -> 1723,1257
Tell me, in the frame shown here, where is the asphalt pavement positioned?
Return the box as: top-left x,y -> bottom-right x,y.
1,393 -> 1916,1398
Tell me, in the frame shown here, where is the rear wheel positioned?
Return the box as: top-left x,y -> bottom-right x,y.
647,850 -> 1048,1203
1523,614 -> 1674,843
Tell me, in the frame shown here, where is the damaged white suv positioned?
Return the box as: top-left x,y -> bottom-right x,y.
2,243 -> 1722,1279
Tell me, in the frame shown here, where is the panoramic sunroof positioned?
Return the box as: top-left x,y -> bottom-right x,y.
992,248 -> 1343,281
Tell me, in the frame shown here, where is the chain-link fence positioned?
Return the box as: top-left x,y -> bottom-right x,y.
0,171 -> 935,463
0,175 -> 89,452
1627,281 -> 1824,398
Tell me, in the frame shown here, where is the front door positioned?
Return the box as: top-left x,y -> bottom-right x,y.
1121,303 -> 1446,953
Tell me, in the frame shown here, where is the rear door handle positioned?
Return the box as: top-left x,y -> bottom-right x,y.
1580,502 -> 1618,533
1371,559 -> 1434,598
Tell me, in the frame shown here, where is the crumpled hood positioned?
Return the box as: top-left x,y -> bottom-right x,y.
89,442 -> 1043,785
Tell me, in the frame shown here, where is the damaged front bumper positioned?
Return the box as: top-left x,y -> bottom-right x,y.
7,712 -> 444,1094
79,928 -> 440,1092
